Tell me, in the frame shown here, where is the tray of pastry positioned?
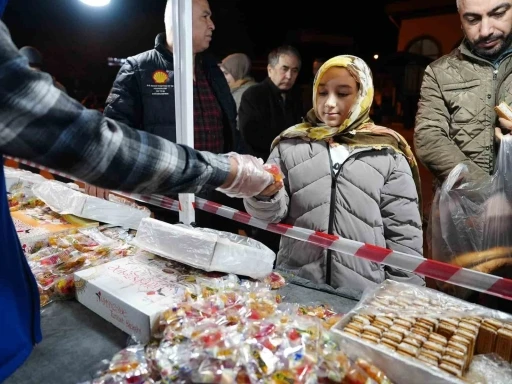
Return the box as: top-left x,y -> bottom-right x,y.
332,280 -> 512,383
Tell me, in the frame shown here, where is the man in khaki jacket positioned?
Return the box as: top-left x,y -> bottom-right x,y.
416,0 -> 512,310
415,0 -> 512,185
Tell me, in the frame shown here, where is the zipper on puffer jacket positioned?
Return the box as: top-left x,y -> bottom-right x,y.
326,143 -> 343,285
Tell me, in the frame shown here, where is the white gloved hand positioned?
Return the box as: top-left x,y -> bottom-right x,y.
216,152 -> 274,198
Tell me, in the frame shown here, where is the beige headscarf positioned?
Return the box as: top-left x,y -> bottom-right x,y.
221,53 -> 253,89
271,55 -> 422,214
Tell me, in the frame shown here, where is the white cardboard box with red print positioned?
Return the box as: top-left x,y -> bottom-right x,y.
74,253 -> 197,343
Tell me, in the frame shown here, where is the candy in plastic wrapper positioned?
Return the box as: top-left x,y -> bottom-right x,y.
154,340 -> 192,382
246,321 -> 279,353
317,349 -> 352,383
355,358 -> 392,384
28,248 -> 74,269
341,364 -> 377,384
190,357 -> 242,384
263,163 -> 285,182
92,345 -> 150,384
53,275 -> 76,297
297,303 -> 343,329
243,342 -> 280,378
27,246 -> 66,262
100,226 -> 137,243
263,271 -> 286,290
270,367 -> 315,384
245,289 -> 280,320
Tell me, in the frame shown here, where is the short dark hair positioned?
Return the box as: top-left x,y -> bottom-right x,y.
268,45 -> 301,69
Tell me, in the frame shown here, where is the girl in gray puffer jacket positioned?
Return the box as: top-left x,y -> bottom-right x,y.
244,55 -> 425,293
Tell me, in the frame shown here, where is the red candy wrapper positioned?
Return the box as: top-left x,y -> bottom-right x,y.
263,272 -> 286,289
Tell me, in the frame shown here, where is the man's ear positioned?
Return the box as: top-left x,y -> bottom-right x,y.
267,64 -> 272,76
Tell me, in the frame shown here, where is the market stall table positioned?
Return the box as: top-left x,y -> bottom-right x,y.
5,277 -> 361,384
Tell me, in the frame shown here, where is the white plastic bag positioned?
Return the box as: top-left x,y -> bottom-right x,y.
132,218 -> 276,279
33,180 -> 150,229
429,137 -> 512,280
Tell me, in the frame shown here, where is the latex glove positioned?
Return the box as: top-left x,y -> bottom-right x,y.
216,153 -> 274,198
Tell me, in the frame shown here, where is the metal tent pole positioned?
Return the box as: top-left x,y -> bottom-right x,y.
172,0 -> 195,225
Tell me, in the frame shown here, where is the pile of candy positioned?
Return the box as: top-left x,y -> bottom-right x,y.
297,304 -> 344,330
8,192 -> 45,211
27,227 -> 137,306
92,282 -> 391,384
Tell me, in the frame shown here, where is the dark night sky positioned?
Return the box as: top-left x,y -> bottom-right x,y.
2,0 -> 398,98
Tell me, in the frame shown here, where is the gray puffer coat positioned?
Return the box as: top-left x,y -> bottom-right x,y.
244,138 -> 425,293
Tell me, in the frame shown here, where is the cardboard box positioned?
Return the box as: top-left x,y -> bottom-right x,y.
74,253 -> 198,343
11,207 -> 98,254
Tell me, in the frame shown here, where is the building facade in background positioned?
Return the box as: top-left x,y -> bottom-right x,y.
375,0 -> 461,128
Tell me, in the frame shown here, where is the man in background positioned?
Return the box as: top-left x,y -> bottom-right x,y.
239,45 -> 304,161
415,0 -> 512,185
89,0 -> 243,232
238,45 -> 304,253
414,0 -> 512,311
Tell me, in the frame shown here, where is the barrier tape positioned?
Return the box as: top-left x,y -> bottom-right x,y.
4,156 -> 512,301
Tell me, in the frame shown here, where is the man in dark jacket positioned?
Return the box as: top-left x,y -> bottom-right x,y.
103,0 -> 237,151
238,45 -> 304,253
239,45 -> 304,161
88,0 -> 244,230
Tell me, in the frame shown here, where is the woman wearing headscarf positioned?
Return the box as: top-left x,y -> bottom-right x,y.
244,55 -> 424,293
220,53 -> 256,155
220,53 -> 256,120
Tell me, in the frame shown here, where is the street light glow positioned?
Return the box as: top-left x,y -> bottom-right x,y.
79,0 -> 111,6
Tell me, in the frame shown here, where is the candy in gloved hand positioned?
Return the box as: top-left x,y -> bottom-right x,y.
263,164 -> 284,182
216,153 -> 274,198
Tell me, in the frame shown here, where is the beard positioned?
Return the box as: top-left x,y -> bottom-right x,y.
466,32 -> 512,60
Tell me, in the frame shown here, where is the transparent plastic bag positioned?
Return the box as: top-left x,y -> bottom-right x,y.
132,218 -> 276,279
278,301 -> 343,329
27,227 -> 138,308
429,137 -> 512,291
32,180 -> 150,229
91,344 -> 151,384
465,354 -> 512,384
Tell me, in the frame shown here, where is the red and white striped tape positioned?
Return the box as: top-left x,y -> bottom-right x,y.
4,156 -> 512,300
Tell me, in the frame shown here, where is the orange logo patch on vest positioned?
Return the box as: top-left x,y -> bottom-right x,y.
152,70 -> 169,84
